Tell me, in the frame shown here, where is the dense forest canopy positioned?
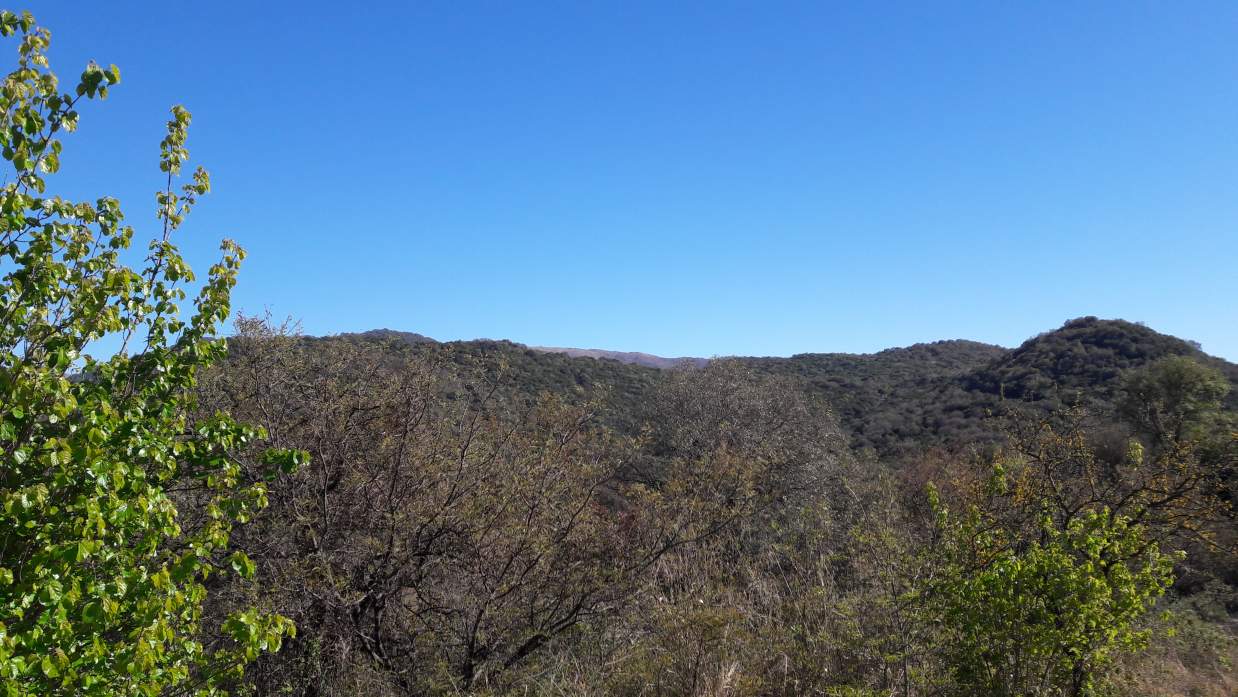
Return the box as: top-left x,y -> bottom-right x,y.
346,317 -> 1238,458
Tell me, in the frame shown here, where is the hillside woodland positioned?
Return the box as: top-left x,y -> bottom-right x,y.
0,12 -> 1235,697
185,315 -> 1238,697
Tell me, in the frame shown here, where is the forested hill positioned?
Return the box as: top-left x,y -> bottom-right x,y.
331,317 -> 1237,456
742,339 -> 1010,454
965,316 -> 1238,406
745,318 -> 1238,453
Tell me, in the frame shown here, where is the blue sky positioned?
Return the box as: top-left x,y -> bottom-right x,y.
31,2 -> 1238,359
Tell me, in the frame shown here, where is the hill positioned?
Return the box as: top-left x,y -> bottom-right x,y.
964,317 -> 1238,409
529,346 -> 708,370
742,339 -> 1009,454
315,317 -> 1237,456
348,328 -> 438,345
744,318 -> 1237,454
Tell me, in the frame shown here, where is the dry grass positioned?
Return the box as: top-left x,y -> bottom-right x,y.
1109,587 -> 1237,697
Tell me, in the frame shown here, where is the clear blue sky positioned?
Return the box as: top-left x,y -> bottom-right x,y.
32,2 -> 1238,359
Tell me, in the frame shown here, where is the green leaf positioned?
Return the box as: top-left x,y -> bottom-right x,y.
227,551 -> 256,579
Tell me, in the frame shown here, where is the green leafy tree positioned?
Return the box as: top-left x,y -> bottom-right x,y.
928,482 -> 1177,696
1118,355 -> 1231,446
0,11 -> 301,695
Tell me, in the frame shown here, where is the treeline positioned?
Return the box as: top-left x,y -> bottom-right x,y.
366,316 -> 1238,459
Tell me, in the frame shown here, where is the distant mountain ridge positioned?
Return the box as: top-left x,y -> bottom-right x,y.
529,346 -> 708,369
338,331 -> 708,369
343,332 -> 1005,371
325,318 -> 1236,455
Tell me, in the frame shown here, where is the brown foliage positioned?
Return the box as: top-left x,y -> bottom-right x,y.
198,320 -> 846,695
192,320 -> 1235,696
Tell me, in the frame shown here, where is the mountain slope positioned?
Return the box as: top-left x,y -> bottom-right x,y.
317,317 -> 1237,456
741,340 -> 1007,453
964,317 -> 1238,409
744,318 -> 1237,454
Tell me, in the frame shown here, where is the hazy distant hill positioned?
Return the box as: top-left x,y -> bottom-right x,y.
339,331 -> 703,370
315,317 -> 1236,457
529,346 -> 708,369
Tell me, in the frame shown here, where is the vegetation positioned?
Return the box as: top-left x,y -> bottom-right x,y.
0,14 -> 299,695
2,10 -> 1235,697
185,316 -> 1235,697
744,339 -> 1008,454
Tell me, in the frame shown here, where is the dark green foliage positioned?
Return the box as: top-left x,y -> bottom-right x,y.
308,318 -> 1238,461
966,317 -> 1238,410
326,334 -> 664,434
347,328 -> 437,346
743,318 -> 1238,456
1118,355 -> 1231,445
742,340 -> 1007,454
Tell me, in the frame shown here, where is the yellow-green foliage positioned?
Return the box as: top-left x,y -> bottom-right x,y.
0,11 -> 303,695
930,496 -> 1177,696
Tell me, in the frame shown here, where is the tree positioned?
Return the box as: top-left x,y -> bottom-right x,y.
198,326 -> 660,694
930,495 -> 1175,697
192,325 -> 850,695
1118,356 -> 1230,446
0,12 -> 300,695
921,397 -> 1231,696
